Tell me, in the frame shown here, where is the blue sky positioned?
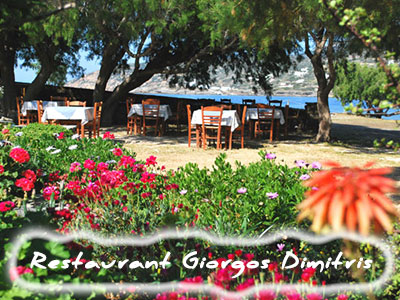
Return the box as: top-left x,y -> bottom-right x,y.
15,50 -> 101,83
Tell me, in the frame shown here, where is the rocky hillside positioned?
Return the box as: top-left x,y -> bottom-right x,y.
65,56 -> 377,97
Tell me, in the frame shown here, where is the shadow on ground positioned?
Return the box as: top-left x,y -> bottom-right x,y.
104,120 -> 399,153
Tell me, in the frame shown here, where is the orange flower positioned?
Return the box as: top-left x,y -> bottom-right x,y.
298,161 -> 398,235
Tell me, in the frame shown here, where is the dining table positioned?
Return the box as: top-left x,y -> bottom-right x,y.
245,107 -> 285,124
128,104 -> 173,121
191,109 -> 241,132
245,107 -> 285,139
21,101 -> 64,116
41,106 -> 95,138
191,109 -> 241,149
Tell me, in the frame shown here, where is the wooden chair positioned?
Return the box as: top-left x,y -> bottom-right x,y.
36,100 -> 45,124
66,100 -> 86,107
283,104 -> 301,138
228,106 -> 247,149
216,104 -> 232,110
16,96 -> 36,125
220,99 -> 232,104
142,99 -> 161,136
37,100 -> 59,125
268,99 -> 283,107
50,96 -> 69,106
242,99 -> 256,106
235,104 -> 242,117
254,104 -> 275,142
82,101 -> 102,138
167,100 -> 184,132
126,98 -> 141,135
187,105 -> 201,148
201,106 -> 224,150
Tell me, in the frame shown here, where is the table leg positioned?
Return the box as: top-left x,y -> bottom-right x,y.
196,125 -> 201,148
80,123 -> 85,139
276,120 -> 280,140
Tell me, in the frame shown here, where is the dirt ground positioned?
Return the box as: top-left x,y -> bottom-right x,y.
103,113 -> 400,203
104,113 -> 400,170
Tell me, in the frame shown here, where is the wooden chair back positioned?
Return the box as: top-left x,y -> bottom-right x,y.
268,99 -> 282,107
126,98 -> 135,116
142,98 -> 160,117
50,96 -> 69,106
94,101 -> 103,122
36,100 -> 44,123
16,96 -> 24,123
216,104 -> 232,110
257,104 -> 275,121
201,106 -> 223,127
241,105 -> 248,126
142,99 -> 160,136
66,100 -> 86,107
186,104 -> 192,126
220,99 -> 231,104
201,106 -> 223,149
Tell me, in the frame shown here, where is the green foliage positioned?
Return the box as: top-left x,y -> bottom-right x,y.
333,61 -> 388,114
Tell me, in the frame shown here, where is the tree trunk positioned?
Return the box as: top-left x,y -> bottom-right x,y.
0,45 -> 17,117
101,70 -> 154,126
304,30 -> 335,142
93,44 -> 125,104
316,89 -> 331,142
24,59 -> 54,101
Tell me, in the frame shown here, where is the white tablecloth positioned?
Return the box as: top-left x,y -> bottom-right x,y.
21,101 -> 64,116
128,104 -> 172,121
191,110 -> 240,132
246,108 -> 285,125
41,107 -> 94,125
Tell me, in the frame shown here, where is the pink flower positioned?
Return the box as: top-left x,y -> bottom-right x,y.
43,186 -> 60,201
10,148 -> 30,164
237,187 -> 247,194
102,131 -> 115,139
112,148 -> 123,156
295,160 -> 307,168
257,290 -> 276,300
277,243 -> 285,251
83,159 -> 96,170
69,162 -> 82,173
337,295 -> 348,300
2,128 -> 9,134
96,162 -> 109,172
266,192 -> 279,199
265,153 -> 276,159
57,132 -> 65,139
300,174 -> 310,181
306,294 -> 322,300
301,267 -> 316,282
9,266 -> 34,281
146,155 -> 157,166
0,165 -> 4,174
0,201 -> 15,212
311,161 -> 322,169
285,292 -> 303,300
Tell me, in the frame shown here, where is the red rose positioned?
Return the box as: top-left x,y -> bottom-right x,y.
57,132 -> 65,139
0,165 -> 4,174
10,148 -> 30,164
